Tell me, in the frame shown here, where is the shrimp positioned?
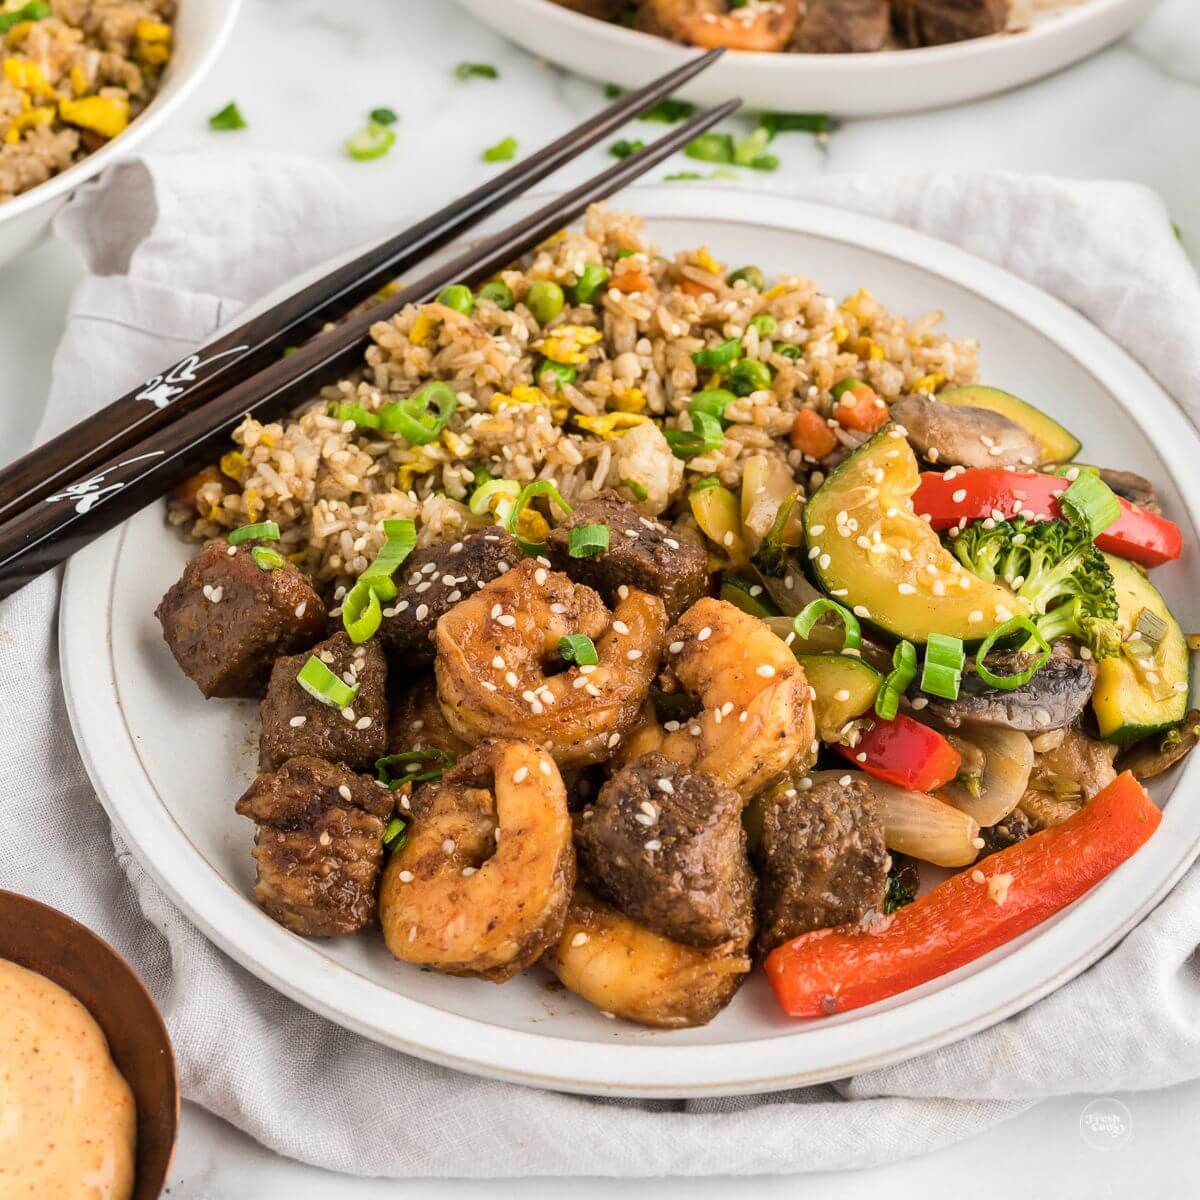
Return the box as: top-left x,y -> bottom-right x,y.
435,560 -> 668,769
636,0 -> 800,52
618,597 -> 814,799
378,739 -> 574,982
614,601 -> 812,793
547,886 -> 751,1028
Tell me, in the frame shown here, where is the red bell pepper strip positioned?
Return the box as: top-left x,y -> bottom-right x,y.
835,713 -> 962,793
911,468 -> 1182,567
765,771 -> 1161,1017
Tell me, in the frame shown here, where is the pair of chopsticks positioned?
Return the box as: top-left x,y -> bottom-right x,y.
0,52 -> 738,600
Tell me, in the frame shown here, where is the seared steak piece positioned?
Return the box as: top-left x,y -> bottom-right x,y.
893,0 -> 1007,46
259,632 -> 388,771
377,529 -> 521,667
546,494 -> 707,620
574,753 -> 754,948
791,0 -> 890,52
236,755 -> 394,937
155,540 -> 326,699
755,771 -> 888,953
387,674 -> 472,761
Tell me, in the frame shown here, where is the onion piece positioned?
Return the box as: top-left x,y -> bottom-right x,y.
870,776 -> 981,868
938,724 -> 1035,828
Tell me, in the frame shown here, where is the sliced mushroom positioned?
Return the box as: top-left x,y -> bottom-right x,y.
1097,468 -> 1161,515
890,394 -> 1042,469
938,723 -> 1034,827
925,652 -> 1096,733
1117,711 -> 1200,780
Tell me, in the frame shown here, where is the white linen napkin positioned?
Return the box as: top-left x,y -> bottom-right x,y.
2,148 -> 1199,1177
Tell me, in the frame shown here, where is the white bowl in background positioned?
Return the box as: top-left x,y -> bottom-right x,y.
0,0 -> 241,268
456,0 -> 1156,117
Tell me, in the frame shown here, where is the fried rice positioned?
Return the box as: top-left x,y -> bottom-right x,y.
0,0 -> 174,204
169,204 -> 979,589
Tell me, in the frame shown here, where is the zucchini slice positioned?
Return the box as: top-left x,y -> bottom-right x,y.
794,653 -> 881,741
1093,554 -> 1190,742
803,429 -> 1025,643
938,385 -> 1081,464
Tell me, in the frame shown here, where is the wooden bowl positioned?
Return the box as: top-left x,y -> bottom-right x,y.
0,890 -> 179,1199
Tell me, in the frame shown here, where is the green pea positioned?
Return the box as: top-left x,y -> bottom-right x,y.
537,359 -> 576,390
477,281 -> 514,310
573,263 -> 610,305
727,265 -> 765,291
730,358 -> 772,396
527,280 -> 565,325
437,284 -> 474,316
691,338 -> 741,369
749,313 -> 777,337
776,343 -> 802,360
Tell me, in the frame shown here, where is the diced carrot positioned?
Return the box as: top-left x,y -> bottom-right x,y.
678,277 -> 713,299
611,271 -> 653,294
765,771 -> 1161,1017
834,384 -> 889,433
174,465 -> 222,508
789,408 -> 838,459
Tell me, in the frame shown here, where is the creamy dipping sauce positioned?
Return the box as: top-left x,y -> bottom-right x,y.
0,959 -> 136,1200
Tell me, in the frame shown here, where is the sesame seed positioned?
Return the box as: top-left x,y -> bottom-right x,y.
739,711 -> 748,723
397,600 -> 409,612
853,605 -> 870,619
613,620 -> 630,635
415,603 -> 429,620
971,869 -> 986,884
585,684 -> 601,697
656,778 -> 674,795
415,582 -> 431,594
968,610 -> 984,623
838,774 -> 851,786
513,766 -> 529,783
498,613 -> 516,627
398,870 -> 414,883
318,831 -> 331,847
634,812 -> 655,826
289,715 -> 307,728
669,640 -> 684,654
810,524 -> 825,535
442,839 -> 456,854
952,488 -> 967,503
644,839 -> 662,852
756,664 -> 776,678
534,568 -> 548,586
664,538 -> 680,550
571,932 -> 589,948
911,697 -> 929,710
490,604 -> 502,619
226,544 -> 237,556
617,584 -> 630,600
341,707 -> 355,721
461,867 -> 477,877
819,553 -> 831,570
697,626 -> 712,641
492,656 -> 506,669
505,670 -> 519,687
338,784 -> 352,801
481,681 -> 498,692
834,688 -> 851,702
355,716 -> 373,730
627,649 -> 642,661
607,732 -> 621,748
551,602 -> 567,614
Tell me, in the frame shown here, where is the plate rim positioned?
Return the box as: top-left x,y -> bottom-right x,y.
62,187 -> 1200,1097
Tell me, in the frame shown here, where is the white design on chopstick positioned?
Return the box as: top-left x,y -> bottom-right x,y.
46,451 -> 166,514
136,345 -> 250,410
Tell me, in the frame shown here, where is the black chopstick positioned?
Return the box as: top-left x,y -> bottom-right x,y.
0,98 -> 741,600
0,48 -> 725,527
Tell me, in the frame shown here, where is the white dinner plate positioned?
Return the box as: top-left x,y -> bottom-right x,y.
62,187 -> 1200,1097
455,0 -> 1155,117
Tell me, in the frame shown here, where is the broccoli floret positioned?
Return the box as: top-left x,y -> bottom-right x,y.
948,516 -> 1121,659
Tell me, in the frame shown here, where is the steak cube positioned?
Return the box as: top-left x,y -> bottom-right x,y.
236,756 -> 394,937
546,494 -> 707,620
155,540 -> 326,698
755,771 -> 888,954
574,753 -> 754,948
259,632 -> 388,771
377,529 -> 521,666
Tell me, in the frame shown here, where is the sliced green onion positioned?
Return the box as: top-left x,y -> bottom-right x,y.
370,106 -> 398,125
382,817 -> 408,853
749,313 -> 777,337
537,359 -> 576,390
1059,471 -> 1122,536
379,381 -> 457,445
469,478 -> 520,519
506,480 -> 574,547
559,633 -> 599,666
685,132 -> 735,165
331,402 -> 382,430
733,126 -> 771,167
921,632 -> 965,700
622,478 -> 648,502
759,111 -> 834,137
776,343 -> 802,360
729,358 -> 772,397
208,101 -> 247,131
832,377 -> 868,401
610,138 -> 645,159
228,520 -> 280,546
876,640 -> 917,721
297,655 -> 358,709
603,83 -> 622,99
639,97 -> 695,123
342,579 -> 386,644
664,171 -> 703,182
376,748 -> 455,786
573,262 -> 610,304
0,2 -> 49,34
568,524 -> 610,558
691,338 -> 741,369
690,389 -> 736,424
793,598 -> 861,651
975,616 -> 1052,690
664,411 -> 724,459
251,546 -> 286,571
361,518 -> 417,585
455,62 -> 498,79
690,475 -> 722,494
346,121 -> 395,161
1134,607 -> 1168,649
483,136 -> 518,163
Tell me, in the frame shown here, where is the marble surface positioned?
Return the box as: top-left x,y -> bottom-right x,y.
3,0 -> 1200,1194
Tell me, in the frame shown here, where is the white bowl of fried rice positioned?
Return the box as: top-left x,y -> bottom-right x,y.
0,0 -> 240,267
